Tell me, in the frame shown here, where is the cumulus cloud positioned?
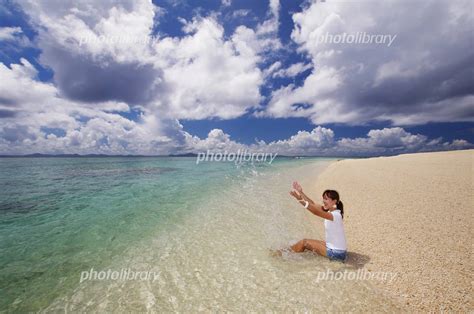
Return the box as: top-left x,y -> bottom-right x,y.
152,16 -> 263,119
335,127 -> 429,156
181,125 -> 472,157
1,0 -> 472,157
1,58 -> 471,157
258,126 -> 335,155
16,0 -> 164,105
263,0 -> 474,125
15,0 -> 266,119
0,58 -> 183,155
10,0 -> 285,121
0,0 -> 283,155
231,0 -> 282,61
183,128 -> 247,153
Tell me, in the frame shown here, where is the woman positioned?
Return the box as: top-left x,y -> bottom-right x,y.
286,181 -> 347,262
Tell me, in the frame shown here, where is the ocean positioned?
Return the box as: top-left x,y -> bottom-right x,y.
0,157 -> 401,311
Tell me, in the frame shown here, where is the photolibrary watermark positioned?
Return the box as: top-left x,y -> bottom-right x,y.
196,150 -> 278,165
79,268 -> 161,283
78,34 -> 160,47
314,268 -> 397,283
315,32 -> 397,47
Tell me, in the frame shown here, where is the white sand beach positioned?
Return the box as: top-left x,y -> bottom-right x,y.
312,149 -> 473,311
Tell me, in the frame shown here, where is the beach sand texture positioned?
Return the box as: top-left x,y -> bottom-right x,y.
312,149 -> 473,311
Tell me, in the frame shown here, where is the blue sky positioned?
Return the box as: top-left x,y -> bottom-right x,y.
0,0 -> 473,156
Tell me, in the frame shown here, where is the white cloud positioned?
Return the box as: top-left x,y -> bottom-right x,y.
262,61 -> 282,78
0,26 -> 22,41
255,0 -> 281,51
263,0 -> 474,126
231,9 -> 250,19
269,0 -> 280,22
0,58 -> 54,111
1,57 -> 471,158
1,0 -> 288,155
335,129 -> 428,156
0,26 -> 32,47
152,17 -> 263,119
0,59 -> 183,155
229,0 -> 282,63
273,62 -> 313,78
221,0 -> 232,7
21,0 -> 156,63
2,0 -> 472,156
259,126 -> 335,155
181,125 -> 472,157
15,0 -> 266,120
262,66 -> 346,123
183,128 -> 247,153
366,127 -> 427,148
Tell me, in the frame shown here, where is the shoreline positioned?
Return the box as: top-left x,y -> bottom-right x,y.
41,158 -> 401,312
312,149 -> 473,311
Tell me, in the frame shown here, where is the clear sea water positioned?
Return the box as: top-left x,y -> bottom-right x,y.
0,157 -> 402,312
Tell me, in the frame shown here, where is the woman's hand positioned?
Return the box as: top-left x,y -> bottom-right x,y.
292,181 -> 303,193
289,190 -> 303,201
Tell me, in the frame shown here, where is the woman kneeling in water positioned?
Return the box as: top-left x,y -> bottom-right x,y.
286,181 -> 347,262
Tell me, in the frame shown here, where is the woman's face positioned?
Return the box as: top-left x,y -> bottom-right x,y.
322,194 -> 337,209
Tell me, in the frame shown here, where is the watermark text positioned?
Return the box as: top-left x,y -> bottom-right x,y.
315,32 -> 397,47
314,268 -> 397,283
196,150 -> 277,165
79,268 -> 161,283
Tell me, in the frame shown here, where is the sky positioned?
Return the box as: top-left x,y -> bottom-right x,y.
0,0 -> 473,157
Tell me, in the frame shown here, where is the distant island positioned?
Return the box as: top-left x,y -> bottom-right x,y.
0,153 -> 333,158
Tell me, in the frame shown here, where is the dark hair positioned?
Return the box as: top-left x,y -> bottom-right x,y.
322,189 -> 344,219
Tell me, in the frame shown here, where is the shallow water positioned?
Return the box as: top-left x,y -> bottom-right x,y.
0,157 -> 402,312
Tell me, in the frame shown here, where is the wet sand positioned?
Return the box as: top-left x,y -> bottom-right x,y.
312,149 -> 473,311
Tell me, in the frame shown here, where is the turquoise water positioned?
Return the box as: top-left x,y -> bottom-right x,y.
1,156 -> 404,312
0,156 -> 334,311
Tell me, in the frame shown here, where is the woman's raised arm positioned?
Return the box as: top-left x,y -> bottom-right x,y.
289,189 -> 333,221
292,181 -> 315,205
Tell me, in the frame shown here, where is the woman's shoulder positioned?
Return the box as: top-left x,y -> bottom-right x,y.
331,209 -> 343,219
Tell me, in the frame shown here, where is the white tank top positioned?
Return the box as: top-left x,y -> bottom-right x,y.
324,209 -> 347,250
